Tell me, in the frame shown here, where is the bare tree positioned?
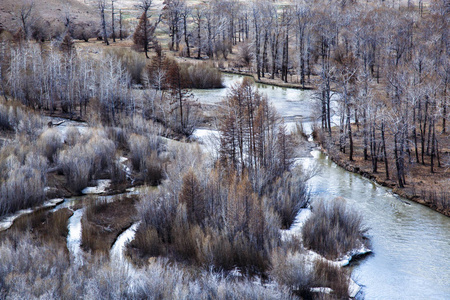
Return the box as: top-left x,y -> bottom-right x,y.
134,0 -> 161,58
163,0 -> 184,51
192,5 -> 204,59
119,9 -> 123,40
111,0 -> 116,42
17,0 -> 35,40
98,0 -> 109,45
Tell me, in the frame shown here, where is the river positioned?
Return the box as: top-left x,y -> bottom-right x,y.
192,74 -> 450,299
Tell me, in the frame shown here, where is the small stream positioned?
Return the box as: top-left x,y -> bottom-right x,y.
192,74 -> 450,299
111,222 -> 140,265
67,208 -> 84,265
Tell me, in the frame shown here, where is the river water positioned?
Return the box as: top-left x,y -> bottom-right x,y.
192,74 -> 450,299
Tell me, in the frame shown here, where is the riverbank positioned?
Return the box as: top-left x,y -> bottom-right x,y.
219,68 -> 315,90
319,136 -> 450,217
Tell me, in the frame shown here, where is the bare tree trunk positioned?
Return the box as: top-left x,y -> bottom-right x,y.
347,105 -> 353,161
394,133 -> 405,188
430,120 -> 435,173
371,123 -> 378,173
99,1 -> 109,45
363,108 -> 368,160
262,31 -> 268,78
271,33 -> 278,79
111,0 -> 116,42
0,42 -> 7,101
413,104 -> 419,163
381,122 -> 389,179
119,9 -> 123,40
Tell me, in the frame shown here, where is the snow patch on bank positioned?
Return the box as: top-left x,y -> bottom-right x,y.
81,179 -> 111,195
192,128 -> 220,157
119,156 -> 134,183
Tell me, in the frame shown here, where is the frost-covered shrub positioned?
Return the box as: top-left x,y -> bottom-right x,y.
37,128 -> 63,163
128,134 -> 155,172
269,169 -> 310,229
57,129 -> 116,192
128,133 -> 164,184
64,126 -> 80,147
15,108 -> 44,139
270,250 -> 313,293
0,152 -> 47,216
58,144 -> 93,192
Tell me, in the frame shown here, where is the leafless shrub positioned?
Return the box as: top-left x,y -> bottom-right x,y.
179,62 -> 224,89
127,133 -> 164,184
15,108 -> 44,139
142,152 -> 164,185
57,130 -> 116,192
236,42 -> 254,69
0,152 -> 47,216
72,22 -> 99,42
137,187 -> 178,244
302,199 -> 368,260
111,159 -> 127,184
270,250 -> 313,293
106,48 -> 147,84
37,128 -> 63,163
107,126 -> 128,150
64,126 -> 80,147
0,234 -> 292,299
0,235 -> 68,299
311,259 -> 350,299
121,115 -> 167,138
269,169 -> 310,229
131,226 -> 163,257
128,133 -> 158,171
87,131 -> 116,178
57,144 -> 93,192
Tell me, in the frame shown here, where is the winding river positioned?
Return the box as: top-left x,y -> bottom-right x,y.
193,74 -> 450,299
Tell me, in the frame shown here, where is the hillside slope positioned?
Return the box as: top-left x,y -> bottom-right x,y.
0,0 -> 99,38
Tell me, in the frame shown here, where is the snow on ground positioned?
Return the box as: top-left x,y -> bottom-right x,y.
111,222 -> 140,264
192,128 -> 220,157
67,208 -> 85,265
81,179 -> 112,194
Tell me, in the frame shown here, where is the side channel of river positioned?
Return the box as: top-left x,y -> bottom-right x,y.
192,74 -> 450,299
